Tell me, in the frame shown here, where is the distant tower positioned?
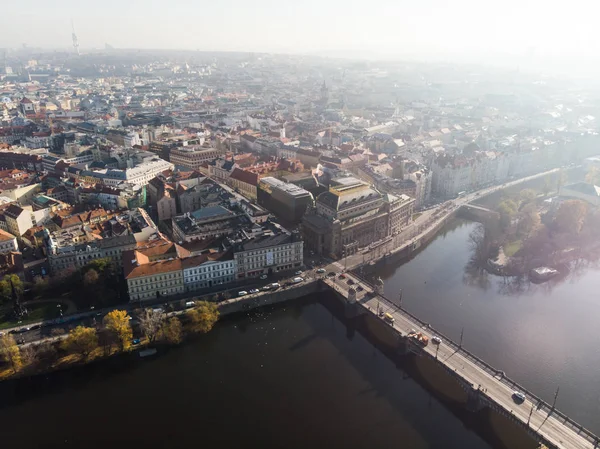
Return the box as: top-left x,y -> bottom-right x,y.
320,81 -> 329,105
71,19 -> 80,56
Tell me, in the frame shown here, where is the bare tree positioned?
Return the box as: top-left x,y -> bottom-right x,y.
138,309 -> 165,343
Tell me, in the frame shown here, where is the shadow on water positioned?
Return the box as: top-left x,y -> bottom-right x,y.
312,294 -> 537,449
0,292 -> 536,449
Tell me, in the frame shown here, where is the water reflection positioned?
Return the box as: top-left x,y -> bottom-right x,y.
463,220 -> 600,298
379,218 -> 600,432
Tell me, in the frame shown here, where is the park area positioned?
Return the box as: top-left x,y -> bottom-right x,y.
0,301 -> 70,330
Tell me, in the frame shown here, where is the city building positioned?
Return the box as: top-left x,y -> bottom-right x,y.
125,255 -> 184,302
302,176 -> 414,256
172,206 -> 245,243
231,226 -> 303,279
227,168 -> 258,199
257,177 -> 313,222
0,228 -> 18,254
182,251 -> 236,291
46,234 -> 137,273
169,146 -> 225,171
2,204 -> 33,237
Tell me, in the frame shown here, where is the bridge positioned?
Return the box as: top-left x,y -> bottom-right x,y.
333,168 -> 559,272
312,168 -> 600,449
320,265 -> 598,449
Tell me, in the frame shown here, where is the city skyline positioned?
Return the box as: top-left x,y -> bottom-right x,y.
3,0 -> 600,77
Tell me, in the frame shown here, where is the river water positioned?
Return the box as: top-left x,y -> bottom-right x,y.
0,294 -> 494,448
379,219 -> 600,433
1,218 -> 598,446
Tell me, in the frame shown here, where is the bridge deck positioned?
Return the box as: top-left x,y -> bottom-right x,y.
323,273 -> 597,449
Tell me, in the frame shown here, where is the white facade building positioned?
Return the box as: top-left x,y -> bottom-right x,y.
182,253 -> 236,291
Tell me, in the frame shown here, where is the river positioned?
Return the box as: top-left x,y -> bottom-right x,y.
0,292 -> 500,448
1,218 -> 599,446
379,219 -> 600,433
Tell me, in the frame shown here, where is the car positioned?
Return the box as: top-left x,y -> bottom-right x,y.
260,274 -> 268,280
270,283 -> 281,289
249,289 -> 260,294
327,272 -> 335,278
295,270 -> 303,275
356,286 -> 364,291
432,336 -> 442,345
347,279 -> 355,285
261,286 -> 271,291
238,291 -> 248,297
338,274 -> 346,279
512,391 -> 526,403
185,301 -> 196,308
132,339 -> 141,345
316,268 -> 326,274
30,324 -> 41,330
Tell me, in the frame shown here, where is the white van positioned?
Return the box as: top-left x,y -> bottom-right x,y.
292,277 -> 304,284
238,291 -> 248,296
185,301 -> 195,308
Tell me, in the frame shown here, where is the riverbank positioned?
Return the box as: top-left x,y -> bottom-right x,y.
0,292 -> 535,449
0,281 -> 323,383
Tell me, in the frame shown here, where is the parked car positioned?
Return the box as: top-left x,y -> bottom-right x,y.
347,279 -> 354,285
356,286 -> 364,291
338,274 -> 346,279
270,283 -> 281,289
316,268 -> 326,274
185,301 -> 196,308
238,291 -> 248,297
295,270 -> 303,276
250,289 -> 260,294
260,274 -> 268,280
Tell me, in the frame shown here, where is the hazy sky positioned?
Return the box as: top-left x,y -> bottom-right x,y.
2,0 -> 599,73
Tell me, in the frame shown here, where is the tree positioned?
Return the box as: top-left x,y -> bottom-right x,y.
519,189 -> 536,205
554,200 -> 587,235
518,203 -> 541,238
497,199 -> 518,230
61,326 -> 98,360
187,301 -> 219,334
162,317 -> 183,344
585,166 -> 600,185
103,310 -> 133,351
21,345 -> 39,368
0,334 -> 22,373
0,274 -> 23,305
138,309 -> 164,343
83,269 -> 100,287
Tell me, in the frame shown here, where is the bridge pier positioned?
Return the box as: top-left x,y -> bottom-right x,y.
396,336 -> 410,356
466,386 -> 484,412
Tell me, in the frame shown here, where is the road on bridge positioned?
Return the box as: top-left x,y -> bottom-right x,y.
323,270 -> 597,449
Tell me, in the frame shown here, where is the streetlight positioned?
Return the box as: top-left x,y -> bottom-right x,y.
398,289 -> 403,309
